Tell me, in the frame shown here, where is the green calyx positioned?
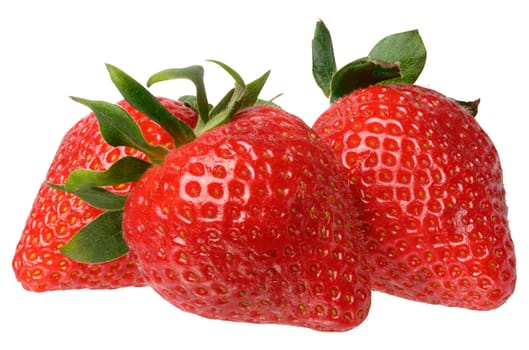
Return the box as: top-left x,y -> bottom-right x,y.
48,157 -> 151,211
312,20 -> 480,115
52,61 -> 272,264
312,20 -> 426,102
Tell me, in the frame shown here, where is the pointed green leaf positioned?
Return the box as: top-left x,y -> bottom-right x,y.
208,88 -> 235,117
192,61 -> 272,135
208,61 -> 270,112
312,20 -> 337,97
147,66 -> 210,125
207,60 -> 245,87
47,181 -> 127,211
256,93 -> 282,107
71,97 -> 169,164
197,83 -> 246,135
239,70 -> 271,109
106,64 -> 195,147
47,182 -> 66,192
65,157 -> 151,192
64,157 -> 151,210
255,99 -> 280,107
195,61 -> 254,135
176,60 -> 246,132
72,187 -> 127,211
60,211 -> 128,263
368,29 -> 426,85
330,57 -> 401,102
46,157 -> 150,211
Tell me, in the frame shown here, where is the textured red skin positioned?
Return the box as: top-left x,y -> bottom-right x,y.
13,98 -> 197,292
123,106 -> 371,331
313,84 -> 516,310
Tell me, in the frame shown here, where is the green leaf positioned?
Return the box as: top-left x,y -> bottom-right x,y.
197,83 -> 246,135
312,20 -> 337,97
65,157 -> 151,191
47,157 -> 152,211
177,95 -> 213,114
68,187 -> 127,211
176,60 -> 273,135
239,70 -> 271,109
208,61 -> 271,111
60,211 -> 129,263
198,60 -> 245,122
368,29 -> 426,85
208,88 -> 235,117
256,93 -> 282,107
147,65 -> 210,125
71,97 -> 169,165
255,99 -> 280,107
106,64 -> 196,147
207,60 -> 245,87
330,57 -> 401,102
196,61 -> 271,135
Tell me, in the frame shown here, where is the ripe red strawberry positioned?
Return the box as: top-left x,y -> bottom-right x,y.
313,84 -> 515,310
12,97 -> 198,292
122,105 -> 371,331
53,63 -> 371,331
310,22 -> 516,310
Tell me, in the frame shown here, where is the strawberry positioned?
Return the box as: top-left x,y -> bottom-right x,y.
12,96 -> 198,292
311,21 -> 516,310
54,63 -> 371,331
123,105 -> 370,331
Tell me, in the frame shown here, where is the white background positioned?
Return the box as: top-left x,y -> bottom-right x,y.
1,1 -> 527,348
